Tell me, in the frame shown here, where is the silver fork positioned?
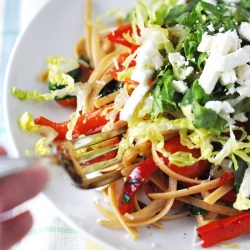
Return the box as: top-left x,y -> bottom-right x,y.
0,127 -> 126,189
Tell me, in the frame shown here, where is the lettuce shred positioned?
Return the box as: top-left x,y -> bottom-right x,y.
18,112 -> 58,155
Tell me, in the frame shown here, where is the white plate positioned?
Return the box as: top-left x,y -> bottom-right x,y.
3,0 -> 250,249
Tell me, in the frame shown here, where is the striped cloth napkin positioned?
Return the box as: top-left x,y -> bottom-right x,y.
0,0 -> 105,249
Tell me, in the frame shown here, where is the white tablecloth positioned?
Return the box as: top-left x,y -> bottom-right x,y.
0,1 -> 105,249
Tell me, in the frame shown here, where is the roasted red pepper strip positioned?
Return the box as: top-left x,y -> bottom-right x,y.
130,44 -> 140,54
118,156 -> 158,215
106,23 -> 134,47
55,96 -> 77,107
34,117 -> 68,141
219,189 -> 236,204
197,211 -> 250,248
218,172 -> 234,186
34,107 -> 115,141
162,136 -> 210,178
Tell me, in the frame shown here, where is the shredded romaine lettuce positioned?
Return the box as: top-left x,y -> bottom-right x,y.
18,112 -> 58,155
19,112 -> 42,133
12,86 -> 75,101
12,56 -> 80,101
66,83 -> 92,140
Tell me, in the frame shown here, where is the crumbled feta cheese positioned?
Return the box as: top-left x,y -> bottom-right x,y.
228,30 -> 241,52
120,40 -> 163,121
172,80 -> 188,94
168,52 -> 186,66
197,32 -> 214,52
237,78 -> 244,85
168,52 -> 181,64
199,64 -> 219,94
135,40 -> 163,70
131,68 -> 154,83
205,100 -> 234,114
234,112 -> 248,122
198,31 -> 239,93
185,66 -> 194,76
120,69 -> 153,121
210,32 -> 233,55
177,57 -> 186,67
219,70 -> 237,85
239,22 -> 250,41
207,24 -> 215,32
198,30 -> 239,54
216,46 -> 250,72
236,64 -> 250,80
236,85 -> 250,97
205,100 -> 234,123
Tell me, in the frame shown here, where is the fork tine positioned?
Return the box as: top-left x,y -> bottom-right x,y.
81,156 -> 122,174
53,127 -> 128,189
70,127 -> 127,150
76,143 -> 119,162
79,169 -> 123,189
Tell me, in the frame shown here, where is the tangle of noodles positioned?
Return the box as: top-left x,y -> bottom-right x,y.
15,0 -> 250,247
73,0 -> 245,244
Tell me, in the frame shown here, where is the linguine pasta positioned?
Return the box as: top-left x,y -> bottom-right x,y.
13,0 -> 250,247
74,0 -> 242,243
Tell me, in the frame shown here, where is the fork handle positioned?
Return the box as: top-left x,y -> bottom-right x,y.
0,157 -> 48,178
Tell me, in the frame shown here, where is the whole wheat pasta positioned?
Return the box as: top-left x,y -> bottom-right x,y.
160,210 -> 190,221
177,196 -> 239,216
19,0 -> 250,247
108,182 -> 139,240
94,91 -> 119,108
91,31 -> 106,69
84,0 -> 93,67
122,140 -> 151,166
148,178 -> 228,200
203,183 -> 235,205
